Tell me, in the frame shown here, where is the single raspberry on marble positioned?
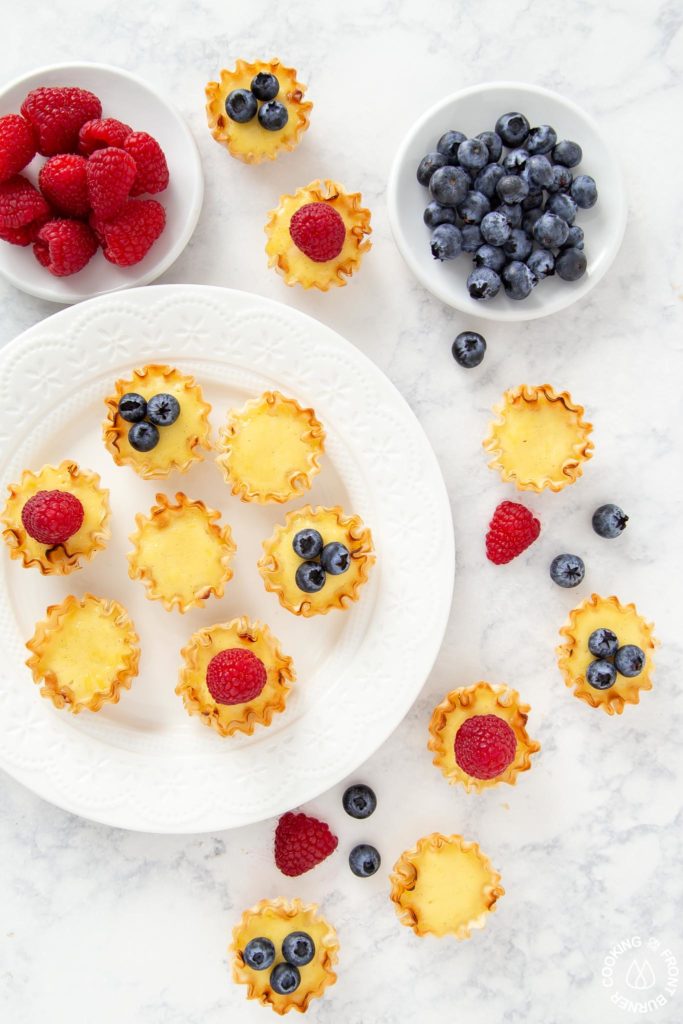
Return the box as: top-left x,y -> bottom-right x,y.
78,117 -> 132,156
21,489 -> 84,544
92,198 -> 165,267
86,146 -> 138,219
123,131 -> 169,195
454,714 -> 517,780
486,500 -> 540,565
274,811 -> 338,877
206,648 -> 267,705
0,175 -> 50,229
39,154 -> 90,217
0,114 -> 37,183
21,86 -> 102,156
33,218 -> 98,276
289,202 -> 346,262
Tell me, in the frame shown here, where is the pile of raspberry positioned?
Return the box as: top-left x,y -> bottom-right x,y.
0,85 -> 169,276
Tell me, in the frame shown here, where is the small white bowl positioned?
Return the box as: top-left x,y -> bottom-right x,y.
0,62 -> 203,304
388,81 -> 626,322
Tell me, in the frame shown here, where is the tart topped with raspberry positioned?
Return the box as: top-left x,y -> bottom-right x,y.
1,460 -> 110,575
265,179 -> 372,290
217,391 -> 325,504
206,58 -> 312,164
177,616 -> 294,737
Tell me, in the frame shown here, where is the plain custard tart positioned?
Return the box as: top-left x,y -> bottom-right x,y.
128,492 -> 236,613
26,593 -> 140,713
1,460 -> 110,575
265,179 -> 372,290
389,833 -> 504,939
484,383 -> 594,492
177,616 -> 295,737
428,682 -> 540,791
206,58 -> 312,164
231,898 -> 338,1015
217,391 -> 325,504
558,593 -> 656,715
103,364 -> 212,479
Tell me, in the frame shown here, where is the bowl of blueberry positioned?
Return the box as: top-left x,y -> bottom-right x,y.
387,82 -> 626,321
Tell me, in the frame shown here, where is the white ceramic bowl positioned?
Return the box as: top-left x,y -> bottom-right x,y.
388,81 -> 627,322
0,62 -> 203,304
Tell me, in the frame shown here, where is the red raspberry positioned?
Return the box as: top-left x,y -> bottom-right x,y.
21,86 -> 102,156
21,489 -> 84,545
289,202 -> 346,262
0,212 -> 50,247
0,175 -> 50,229
93,199 -> 165,267
0,115 -> 37,183
39,154 -> 90,217
274,811 -> 338,877
78,117 -> 132,156
486,500 -> 540,565
123,131 -> 169,196
86,146 -> 137,220
454,714 -> 517,780
33,218 -> 98,276
206,648 -> 267,705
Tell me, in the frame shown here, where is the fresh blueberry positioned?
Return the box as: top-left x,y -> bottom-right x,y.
436,130 -> 467,163
292,528 -> 323,559
547,164 -> 573,193
481,210 -> 511,246
452,331 -> 486,368
495,112 -> 530,147
549,553 -> 585,588
467,266 -> 501,300
476,131 -> 503,162
461,224 -> 483,253
429,165 -> 470,206
118,392 -> 147,423
526,248 -> 555,280
258,100 -> 288,131
342,784 -> 377,819
504,228 -> 533,261
320,541 -> 351,575
498,202 -> 522,228
295,561 -> 326,593
586,660 -> 617,690
423,201 -> 458,229
225,88 -> 257,123
615,645 -> 645,677
243,937 -> 276,970
270,963 -> 301,995
147,393 -> 180,427
592,504 -> 629,538
521,190 -> 544,212
522,207 -> 544,235
502,260 -> 536,299
128,421 -> 159,452
417,152 -> 448,186
504,148 -> 529,173
555,247 -> 587,281
588,628 -> 619,659
457,138 -> 489,171
562,224 -> 585,250
534,211 -> 569,248
474,244 -> 506,272
349,844 -> 381,878
496,174 -> 529,205
282,932 -> 315,967
526,124 -> 557,155
250,72 -> 280,101
552,140 -> 583,168
546,192 -> 577,224
571,174 -> 598,208
430,223 -> 462,260
519,166 -> 543,197
474,163 -> 506,199
458,190 -> 490,224
526,154 -> 554,188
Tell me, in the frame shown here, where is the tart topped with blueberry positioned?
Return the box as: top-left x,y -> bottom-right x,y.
206,58 -> 312,164
265,179 -> 372,290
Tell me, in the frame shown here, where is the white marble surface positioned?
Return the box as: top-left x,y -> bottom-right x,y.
1,1 -> 682,1022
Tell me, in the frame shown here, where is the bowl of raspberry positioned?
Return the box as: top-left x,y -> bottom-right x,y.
0,62 -> 203,303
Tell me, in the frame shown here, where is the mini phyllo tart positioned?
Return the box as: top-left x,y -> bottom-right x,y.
258,505 -> 374,617
484,383 -> 594,492
177,617 -> 295,737
26,593 -> 140,714
206,58 -> 312,164
390,833 -> 504,940
217,391 -> 325,504
265,179 -> 372,290
428,682 -> 540,792
128,492 -> 236,613
558,593 -> 656,715
231,897 -> 339,1015
1,460 -> 110,576
103,364 -> 211,479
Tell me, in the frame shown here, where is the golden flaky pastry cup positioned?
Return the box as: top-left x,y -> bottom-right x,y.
206,58 -> 312,164
26,593 -> 140,714
103,364 -> 212,479
258,505 -> 374,617
265,179 -> 372,290
558,593 -> 656,715
483,383 -> 594,492
216,391 -> 325,504
389,833 -> 504,939
1,460 -> 110,576
176,616 -> 295,738
428,682 -> 540,792
128,492 -> 236,613
231,898 -> 338,1015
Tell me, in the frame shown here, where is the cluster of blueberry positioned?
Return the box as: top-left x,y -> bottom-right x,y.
225,72 -> 288,132
417,111 -> 598,301
243,931 -> 316,996
118,391 -> 180,452
549,503 -> 629,588
586,628 -> 645,691
292,528 -> 350,594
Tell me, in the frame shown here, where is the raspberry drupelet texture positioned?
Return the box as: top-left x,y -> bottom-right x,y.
78,117 -> 133,156
33,219 -> 98,276
86,146 -> 138,220
123,131 -> 169,195
454,714 -> 517,780
21,86 -> 102,156
21,489 -> 85,545
92,198 -> 166,267
0,175 -> 50,229
205,648 -> 267,705
486,500 -> 541,564
274,811 -> 339,877
39,154 -> 90,217
0,114 -> 37,183
289,202 -> 346,262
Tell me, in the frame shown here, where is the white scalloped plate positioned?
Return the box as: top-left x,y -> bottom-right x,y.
0,285 -> 454,833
